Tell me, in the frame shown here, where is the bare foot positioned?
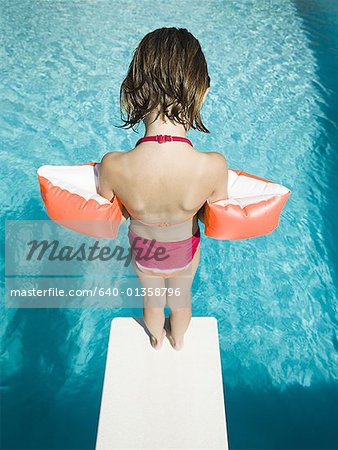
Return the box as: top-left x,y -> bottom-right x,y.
150,328 -> 166,350
167,332 -> 184,351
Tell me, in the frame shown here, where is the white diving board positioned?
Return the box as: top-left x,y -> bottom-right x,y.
96,317 -> 228,450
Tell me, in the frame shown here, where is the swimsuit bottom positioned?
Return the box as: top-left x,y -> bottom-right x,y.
128,227 -> 200,278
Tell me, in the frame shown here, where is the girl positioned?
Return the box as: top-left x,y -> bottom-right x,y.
99,27 -> 228,351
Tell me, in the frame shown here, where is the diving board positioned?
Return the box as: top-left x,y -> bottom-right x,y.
96,317 -> 228,450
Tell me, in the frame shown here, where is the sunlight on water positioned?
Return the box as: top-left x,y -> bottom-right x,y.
1,0 -> 337,449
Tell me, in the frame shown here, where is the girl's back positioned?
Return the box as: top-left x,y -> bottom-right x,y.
107,140 -> 215,224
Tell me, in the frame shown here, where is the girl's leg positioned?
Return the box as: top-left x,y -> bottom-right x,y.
132,261 -> 167,350
166,245 -> 200,350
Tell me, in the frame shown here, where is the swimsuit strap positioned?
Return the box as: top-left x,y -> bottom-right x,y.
135,134 -> 193,147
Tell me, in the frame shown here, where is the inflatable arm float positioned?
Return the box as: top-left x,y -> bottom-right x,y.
37,163 -> 291,240
204,169 -> 290,239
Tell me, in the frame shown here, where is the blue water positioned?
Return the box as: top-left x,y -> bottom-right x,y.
1,0 -> 338,449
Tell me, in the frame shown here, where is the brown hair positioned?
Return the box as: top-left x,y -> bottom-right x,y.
119,27 -> 210,133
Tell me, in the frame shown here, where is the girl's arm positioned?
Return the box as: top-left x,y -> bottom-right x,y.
198,153 -> 228,225
207,153 -> 228,202
98,152 -> 115,201
98,152 -> 129,220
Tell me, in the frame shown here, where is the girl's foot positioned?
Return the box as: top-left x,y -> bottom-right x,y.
150,328 -> 166,350
167,332 -> 184,351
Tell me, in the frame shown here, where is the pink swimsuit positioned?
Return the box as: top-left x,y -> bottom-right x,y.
127,134 -> 200,278
128,227 -> 200,277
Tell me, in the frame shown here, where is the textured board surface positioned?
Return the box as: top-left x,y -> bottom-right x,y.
96,317 -> 228,450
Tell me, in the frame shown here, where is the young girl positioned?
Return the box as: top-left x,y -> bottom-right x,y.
99,27 -> 228,351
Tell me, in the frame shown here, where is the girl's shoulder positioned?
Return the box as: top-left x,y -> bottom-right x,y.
197,149 -> 227,171
99,151 -> 125,176
101,150 -> 124,161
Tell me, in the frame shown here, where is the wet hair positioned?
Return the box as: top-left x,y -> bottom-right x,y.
119,27 -> 210,133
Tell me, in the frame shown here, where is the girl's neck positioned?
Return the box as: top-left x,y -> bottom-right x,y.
143,109 -> 188,138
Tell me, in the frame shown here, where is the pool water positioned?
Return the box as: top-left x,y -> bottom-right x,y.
1,0 -> 338,449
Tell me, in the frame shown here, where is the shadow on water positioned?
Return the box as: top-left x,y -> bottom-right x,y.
225,382 -> 338,450
1,309 -> 103,450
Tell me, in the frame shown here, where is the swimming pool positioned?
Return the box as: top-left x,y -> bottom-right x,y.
1,0 -> 337,449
